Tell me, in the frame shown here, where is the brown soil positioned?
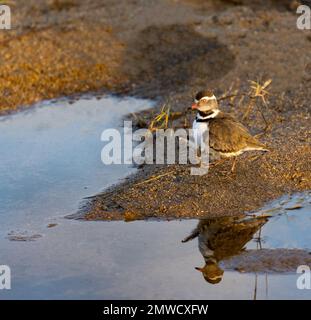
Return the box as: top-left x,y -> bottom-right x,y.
1,0 -> 310,220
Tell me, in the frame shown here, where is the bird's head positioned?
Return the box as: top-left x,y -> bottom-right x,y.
191,90 -> 219,113
195,259 -> 224,284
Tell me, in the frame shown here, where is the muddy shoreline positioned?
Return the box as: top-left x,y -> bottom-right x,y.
1,0 -> 311,220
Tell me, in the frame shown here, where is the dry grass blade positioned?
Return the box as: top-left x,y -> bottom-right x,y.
131,112 -> 148,128
149,103 -> 171,131
243,79 -> 273,131
134,171 -> 174,186
249,79 -> 272,103
1,0 -> 15,5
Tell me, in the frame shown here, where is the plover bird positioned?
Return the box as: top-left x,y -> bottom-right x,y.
192,90 -> 268,172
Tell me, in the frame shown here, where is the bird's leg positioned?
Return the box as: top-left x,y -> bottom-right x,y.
231,156 -> 237,173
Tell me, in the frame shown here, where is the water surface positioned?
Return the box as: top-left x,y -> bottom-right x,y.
0,96 -> 310,299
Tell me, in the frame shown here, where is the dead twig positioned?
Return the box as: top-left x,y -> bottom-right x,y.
244,79 -> 273,131
134,170 -> 175,186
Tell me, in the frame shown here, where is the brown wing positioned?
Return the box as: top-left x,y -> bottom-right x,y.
199,216 -> 268,261
208,113 -> 266,153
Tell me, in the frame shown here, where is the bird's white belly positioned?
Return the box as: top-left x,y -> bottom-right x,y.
192,120 -> 208,151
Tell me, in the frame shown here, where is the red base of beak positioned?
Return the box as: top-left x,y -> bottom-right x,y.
191,103 -> 198,110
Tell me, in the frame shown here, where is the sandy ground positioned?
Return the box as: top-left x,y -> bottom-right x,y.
1,0 -> 310,220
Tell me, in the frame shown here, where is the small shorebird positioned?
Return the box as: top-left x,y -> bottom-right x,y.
192,90 -> 268,172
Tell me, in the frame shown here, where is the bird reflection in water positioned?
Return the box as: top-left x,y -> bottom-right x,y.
182,215 -> 268,284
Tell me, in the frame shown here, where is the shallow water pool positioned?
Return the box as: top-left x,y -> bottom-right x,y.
0,96 -> 310,299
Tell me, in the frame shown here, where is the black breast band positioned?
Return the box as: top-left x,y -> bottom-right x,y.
195,110 -> 215,122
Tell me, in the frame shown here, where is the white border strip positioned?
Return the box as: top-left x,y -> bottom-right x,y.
195,95 -> 216,103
